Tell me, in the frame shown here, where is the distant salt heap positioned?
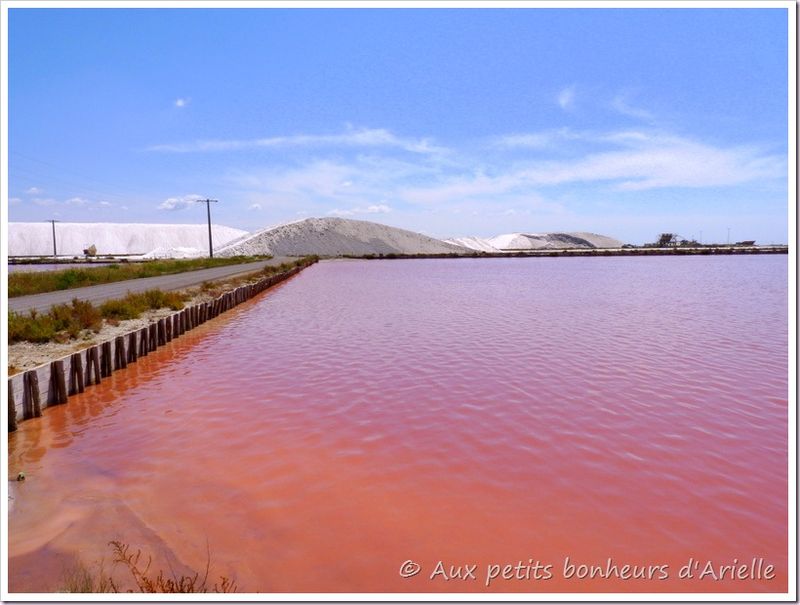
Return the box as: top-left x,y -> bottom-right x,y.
215,217 -> 467,257
9,219 -> 625,259
140,246 -> 205,259
8,223 -> 248,257
442,236 -> 500,252
487,232 -> 623,251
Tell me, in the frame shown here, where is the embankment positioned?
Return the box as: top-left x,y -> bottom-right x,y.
7,257 -> 318,431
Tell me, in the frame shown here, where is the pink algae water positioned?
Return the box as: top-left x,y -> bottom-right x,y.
7,256 -> 788,593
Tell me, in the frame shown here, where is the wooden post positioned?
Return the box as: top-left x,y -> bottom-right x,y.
127,332 -> 138,363
8,381 -> 17,432
140,327 -> 150,357
22,370 -> 41,419
48,360 -> 68,405
100,341 -> 113,377
69,352 -> 85,395
157,319 -> 166,346
149,323 -> 158,350
172,313 -> 180,337
114,336 -> 127,370
85,346 -> 102,386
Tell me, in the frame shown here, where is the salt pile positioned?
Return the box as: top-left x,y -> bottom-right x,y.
215,217 -> 468,257
139,246 -> 205,259
442,237 -> 500,252
8,223 -> 248,257
487,232 -> 623,250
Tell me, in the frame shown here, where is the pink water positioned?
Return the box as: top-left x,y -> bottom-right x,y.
8,256 -> 788,593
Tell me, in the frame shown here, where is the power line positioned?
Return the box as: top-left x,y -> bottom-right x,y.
10,151 -> 150,198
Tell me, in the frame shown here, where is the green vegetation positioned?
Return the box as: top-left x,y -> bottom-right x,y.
9,256 -> 270,298
9,289 -> 189,344
99,290 -> 187,320
9,299 -> 103,343
61,541 -> 237,593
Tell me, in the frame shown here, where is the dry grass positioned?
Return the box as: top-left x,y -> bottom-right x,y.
61,541 -> 237,593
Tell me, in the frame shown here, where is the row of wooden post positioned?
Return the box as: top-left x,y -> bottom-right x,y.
7,262 -> 312,431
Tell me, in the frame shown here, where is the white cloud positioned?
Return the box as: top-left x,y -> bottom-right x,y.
66,197 -> 89,206
26,186 -> 42,195
557,86 -> 576,110
9,197 -> 22,205
493,132 -> 554,149
148,127 -> 447,155
248,203 -> 262,210
513,136 -> 785,191
98,201 -> 112,207
158,193 -> 202,211
493,128 -> 585,149
175,98 -> 190,108
328,203 -> 392,217
221,127 -> 783,225
611,94 -> 654,121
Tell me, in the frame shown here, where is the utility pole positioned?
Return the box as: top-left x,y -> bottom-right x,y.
195,198 -> 218,258
47,219 -> 60,258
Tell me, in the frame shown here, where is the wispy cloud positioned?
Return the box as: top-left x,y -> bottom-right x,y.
511,134 -> 785,191
148,127 -> 447,155
493,128 -> 586,149
248,203 -> 262,211
611,94 -> 654,122
557,86 -> 576,110
158,193 -> 202,211
9,197 -> 22,205
26,186 -> 43,195
328,203 -> 392,217
174,97 -> 190,108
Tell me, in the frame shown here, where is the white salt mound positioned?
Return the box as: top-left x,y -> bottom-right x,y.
216,217 -> 468,257
442,237 -> 500,252
140,246 -> 205,259
9,223 -> 248,257
488,232 -> 623,250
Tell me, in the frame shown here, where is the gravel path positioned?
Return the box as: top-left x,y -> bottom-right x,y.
9,257 -> 295,314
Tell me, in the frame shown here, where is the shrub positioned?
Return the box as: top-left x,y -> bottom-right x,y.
99,299 -> 141,321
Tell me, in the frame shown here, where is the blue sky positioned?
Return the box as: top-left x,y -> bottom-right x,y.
7,6 -> 790,244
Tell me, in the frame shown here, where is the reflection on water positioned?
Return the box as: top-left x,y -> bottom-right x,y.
8,256 -> 788,593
